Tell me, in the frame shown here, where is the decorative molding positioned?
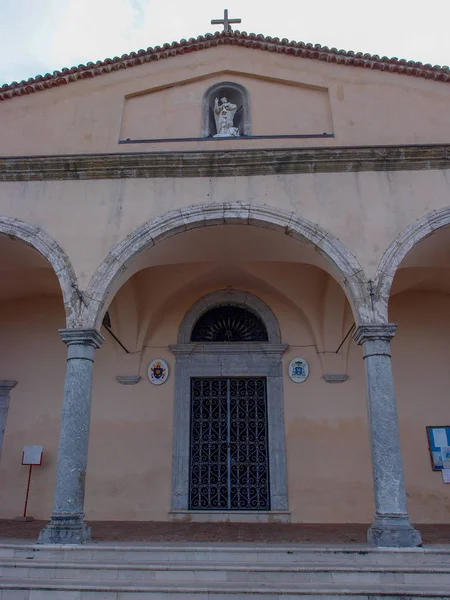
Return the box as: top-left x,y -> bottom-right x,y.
1,145 -> 449,181
323,374 -> 348,383
59,328 -> 105,349
170,343 -> 288,355
353,323 -> 397,345
1,31 -> 449,102
116,375 -> 141,385
119,133 -> 334,144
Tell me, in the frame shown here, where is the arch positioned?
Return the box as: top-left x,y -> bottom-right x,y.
178,289 -> 281,344
374,207 -> 450,322
82,202 -> 369,329
0,217 -> 79,327
201,81 -> 251,137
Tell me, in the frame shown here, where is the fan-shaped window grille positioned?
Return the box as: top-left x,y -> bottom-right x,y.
191,304 -> 268,342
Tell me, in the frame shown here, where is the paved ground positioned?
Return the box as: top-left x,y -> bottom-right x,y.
1,520 -> 450,545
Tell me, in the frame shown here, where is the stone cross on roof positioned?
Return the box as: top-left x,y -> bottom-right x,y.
211,9 -> 242,33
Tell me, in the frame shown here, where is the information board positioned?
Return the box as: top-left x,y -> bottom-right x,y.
22,446 -> 43,466
426,427 -> 450,471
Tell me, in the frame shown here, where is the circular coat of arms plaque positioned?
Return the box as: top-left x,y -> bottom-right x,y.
289,358 -> 309,383
148,359 -> 169,385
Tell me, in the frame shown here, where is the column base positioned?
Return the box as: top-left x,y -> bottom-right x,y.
38,515 -> 91,545
368,514 -> 422,548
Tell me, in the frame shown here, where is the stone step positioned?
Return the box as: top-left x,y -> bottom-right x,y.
2,558 -> 450,585
2,544 -> 450,566
2,578 -> 450,599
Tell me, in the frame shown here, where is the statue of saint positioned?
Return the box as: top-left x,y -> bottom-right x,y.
213,97 -> 240,137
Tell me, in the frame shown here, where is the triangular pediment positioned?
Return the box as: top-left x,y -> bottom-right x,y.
1,31 -> 449,102
1,33 -> 450,155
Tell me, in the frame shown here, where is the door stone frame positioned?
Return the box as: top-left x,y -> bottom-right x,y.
169,290 -> 289,520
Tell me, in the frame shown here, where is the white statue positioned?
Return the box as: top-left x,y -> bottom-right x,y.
213,97 -> 240,137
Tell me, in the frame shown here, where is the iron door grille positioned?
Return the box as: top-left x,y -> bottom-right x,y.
189,377 -> 270,510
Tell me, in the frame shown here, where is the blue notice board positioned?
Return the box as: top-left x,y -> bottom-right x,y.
426,426 -> 450,471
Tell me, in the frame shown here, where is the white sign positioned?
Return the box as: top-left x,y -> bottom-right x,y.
289,358 -> 309,383
433,428 -> 448,449
22,446 -> 43,465
442,469 -> 450,484
148,359 -> 169,385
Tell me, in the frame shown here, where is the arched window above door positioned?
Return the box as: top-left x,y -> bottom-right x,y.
191,304 -> 268,342
177,290 -> 281,345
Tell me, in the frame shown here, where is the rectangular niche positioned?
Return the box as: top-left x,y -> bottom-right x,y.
120,74 -> 333,141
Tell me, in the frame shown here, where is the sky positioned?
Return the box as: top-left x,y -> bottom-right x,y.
1,0 -> 450,86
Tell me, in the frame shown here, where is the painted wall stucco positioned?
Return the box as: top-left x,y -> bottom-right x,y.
1,46 -> 450,154
1,170 -> 450,295
1,261 -> 449,523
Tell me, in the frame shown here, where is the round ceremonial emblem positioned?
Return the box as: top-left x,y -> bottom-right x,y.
289,358 -> 309,383
148,359 -> 169,385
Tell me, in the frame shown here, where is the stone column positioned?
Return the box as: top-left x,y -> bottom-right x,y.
0,381 -> 17,457
39,329 -> 104,544
353,324 -> 421,547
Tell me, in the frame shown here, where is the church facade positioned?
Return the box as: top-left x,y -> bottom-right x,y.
0,31 -> 450,547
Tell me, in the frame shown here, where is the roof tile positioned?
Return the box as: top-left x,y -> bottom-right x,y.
1,30 -> 449,101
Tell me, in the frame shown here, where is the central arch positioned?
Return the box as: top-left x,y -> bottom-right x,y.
82,202 -> 369,329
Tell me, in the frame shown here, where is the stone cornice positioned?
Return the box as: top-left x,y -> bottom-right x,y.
1,145 -> 449,181
170,343 -> 288,355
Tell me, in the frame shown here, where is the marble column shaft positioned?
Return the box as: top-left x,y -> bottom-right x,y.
0,381 -> 17,457
39,329 -> 104,544
353,324 -> 421,547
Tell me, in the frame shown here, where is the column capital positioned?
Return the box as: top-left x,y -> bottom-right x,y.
0,381 -> 17,396
353,323 -> 397,345
59,328 -> 104,349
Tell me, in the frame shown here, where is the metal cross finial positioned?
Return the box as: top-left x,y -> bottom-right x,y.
211,8 -> 242,33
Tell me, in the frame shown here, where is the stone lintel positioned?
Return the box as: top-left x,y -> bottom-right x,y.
170,343 -> 288,356
0,381 -> 17,396
353,323 -> 397,345
59,328 -> 105,349
1,144 -> 449,181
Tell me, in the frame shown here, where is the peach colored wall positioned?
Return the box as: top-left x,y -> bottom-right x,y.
1,169 -> 450,292
391,291 -> 450,524
1,46 -> 450,155
0,296 -> 66,518
120,74 -> 332,140
1,264 -> 450,523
